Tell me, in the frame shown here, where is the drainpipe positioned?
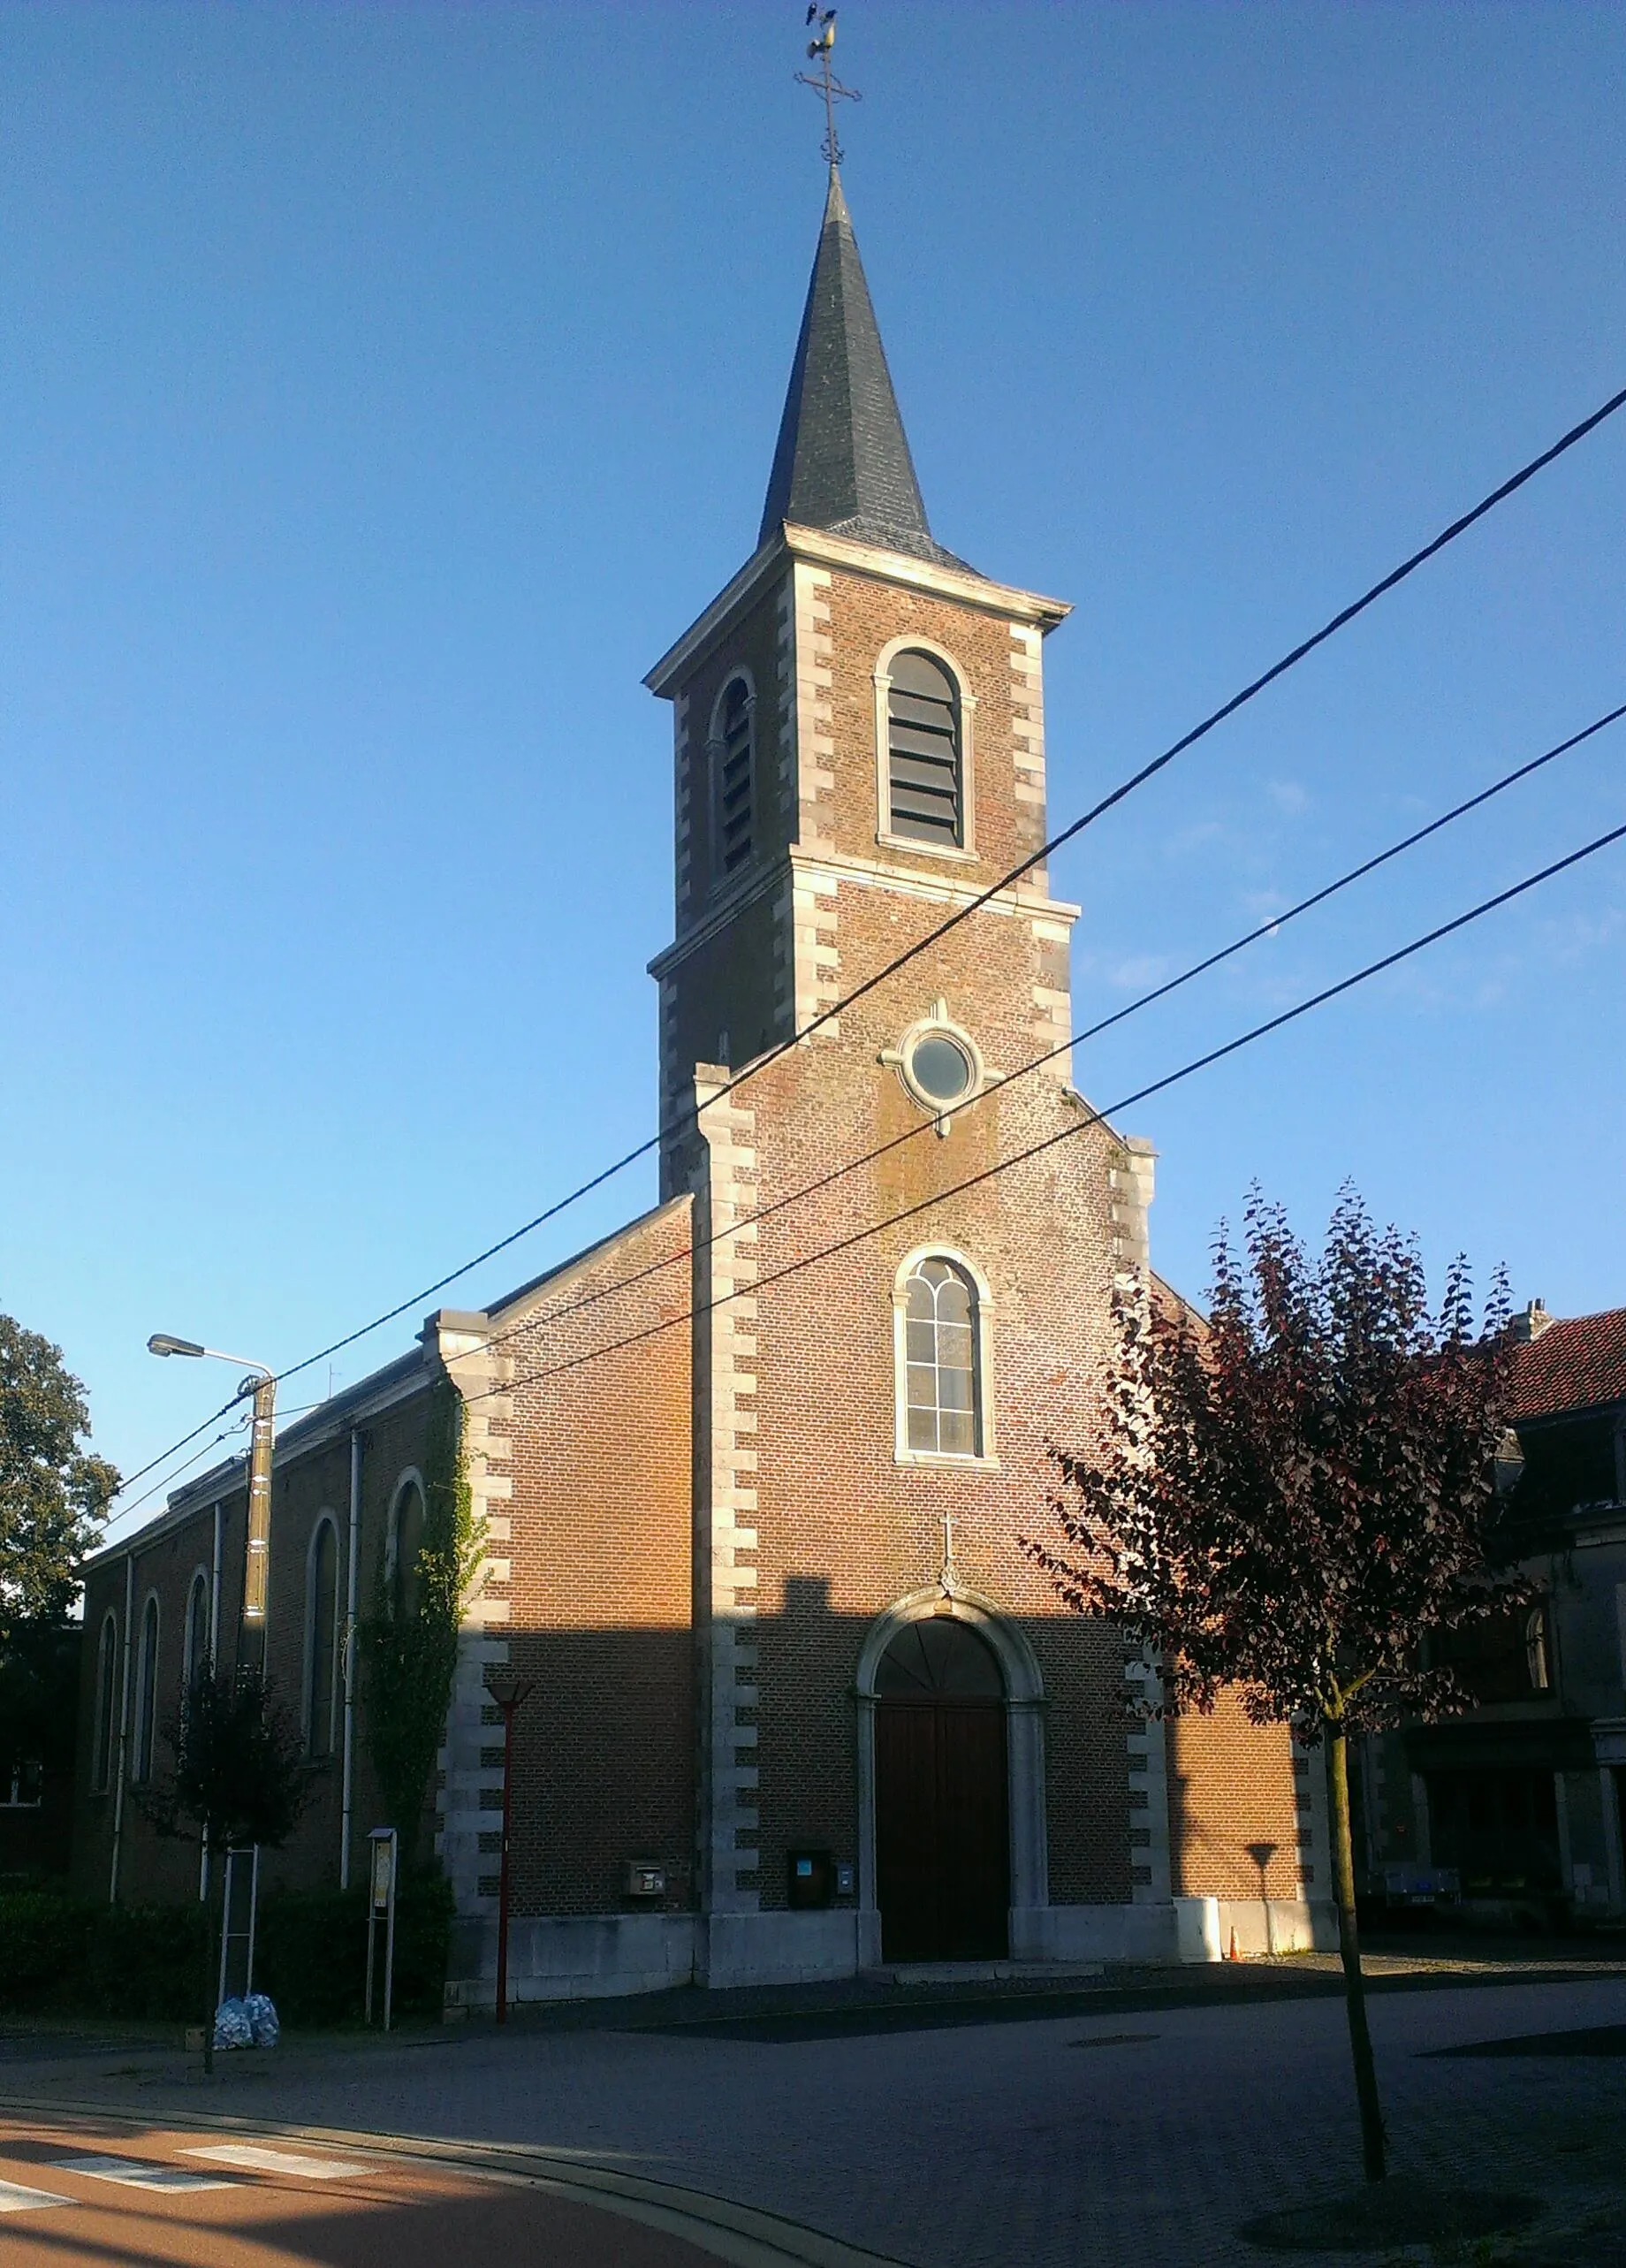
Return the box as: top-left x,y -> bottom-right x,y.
109,1551 -> 134,1905
209,1500 -> 223,1658
340,1429 -> 361,1890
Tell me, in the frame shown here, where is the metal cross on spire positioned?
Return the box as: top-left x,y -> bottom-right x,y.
795,7 -> 861,166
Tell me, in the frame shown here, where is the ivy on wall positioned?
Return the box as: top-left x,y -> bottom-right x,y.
360,1380 -> 484,1868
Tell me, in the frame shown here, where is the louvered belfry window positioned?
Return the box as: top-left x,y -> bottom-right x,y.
717,676 -> 754,876
887,650 -> 962,847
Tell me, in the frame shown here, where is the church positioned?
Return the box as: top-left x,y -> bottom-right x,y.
72,164 -> 1332,2002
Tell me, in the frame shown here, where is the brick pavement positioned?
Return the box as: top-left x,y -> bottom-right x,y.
5,1968 -> 1626,2266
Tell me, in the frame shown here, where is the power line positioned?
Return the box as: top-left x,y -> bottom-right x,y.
409,698 -> 1626,1373
269,381 -> 1626,1392
98,1393 -> 352,1546
460,814 -> 1626,1408
102,1413 -> 250,1538
105,1392 -> 244,1509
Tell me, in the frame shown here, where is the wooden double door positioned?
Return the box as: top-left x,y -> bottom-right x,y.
873,1618 -> 1010,1962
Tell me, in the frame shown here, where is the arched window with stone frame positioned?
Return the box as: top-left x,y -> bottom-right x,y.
875,641 -> 974,856
386,1472 -> 428,1624
183,1568 -> 211,1702
305,1514 -> 342,1758
710,672 -> 756,882
893,1247 -> 994,1464
92,1611 -> 119,1794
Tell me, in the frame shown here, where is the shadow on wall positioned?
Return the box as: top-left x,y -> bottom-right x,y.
492,1572 -> 1130,1925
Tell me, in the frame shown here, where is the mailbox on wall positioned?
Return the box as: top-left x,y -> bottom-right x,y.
786,1848 -> 834,1909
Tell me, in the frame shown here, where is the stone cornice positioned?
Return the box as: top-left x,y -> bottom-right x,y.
644,524 -> 1071,700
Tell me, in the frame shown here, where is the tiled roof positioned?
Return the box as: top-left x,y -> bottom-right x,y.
757,169 -> 973,572
1508,1306 -> 1626,1419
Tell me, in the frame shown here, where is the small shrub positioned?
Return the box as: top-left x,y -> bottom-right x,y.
0,1889 -> 91,2006
0,1875 -> 452,2026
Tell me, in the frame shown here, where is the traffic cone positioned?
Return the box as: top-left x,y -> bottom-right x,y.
1227,1927 -> 1240,1960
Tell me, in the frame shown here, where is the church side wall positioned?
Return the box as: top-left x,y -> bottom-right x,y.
446,1197 -> 695,2004
70,1383 -> 437,1909
1166,1699 -> 1335,1955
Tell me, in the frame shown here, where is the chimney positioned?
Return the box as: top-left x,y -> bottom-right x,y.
1508,1298 -> 1554,1343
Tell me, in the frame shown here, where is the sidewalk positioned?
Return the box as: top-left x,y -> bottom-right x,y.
4,1952 -> 1625,2266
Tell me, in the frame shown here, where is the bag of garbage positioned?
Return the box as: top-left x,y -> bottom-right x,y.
213,1997 -> 254,2051
244,1992 -> 279,2048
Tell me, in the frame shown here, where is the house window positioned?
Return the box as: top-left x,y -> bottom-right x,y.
901,1256 -> 982,1457
1,1761 -> 42,1808
390,1478 -> 427,1622
133,1595 -> 160,1784
307,1518 -> 340,1758
887,650 -> 962,848
714,675 -> 755,878
93,1613 -> 118,1792
1524,1606 -> 1551,1693
184,1571 -> 211,1699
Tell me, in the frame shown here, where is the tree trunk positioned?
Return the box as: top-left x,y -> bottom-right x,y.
1327,1724 -> 1385,2180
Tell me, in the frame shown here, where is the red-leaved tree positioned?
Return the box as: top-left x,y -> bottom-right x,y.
1030,1188 -> 1524,2181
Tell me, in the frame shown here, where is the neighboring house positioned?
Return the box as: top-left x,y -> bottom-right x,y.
1356,1301 -> 1626,1924
0,1623 -> 81,1884
72,164 -> 1326,2003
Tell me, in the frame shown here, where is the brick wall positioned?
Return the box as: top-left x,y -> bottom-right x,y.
1166,1696 -> 1305,1901
462,1198 -> 695,1921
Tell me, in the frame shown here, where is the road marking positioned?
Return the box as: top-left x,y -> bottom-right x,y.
183,2143 -> 374,2179
0,2180 -> 71,2213
55,2155 -> 237,2191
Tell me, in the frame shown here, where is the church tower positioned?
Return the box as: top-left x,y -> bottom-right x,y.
648,170 -> 1086,1179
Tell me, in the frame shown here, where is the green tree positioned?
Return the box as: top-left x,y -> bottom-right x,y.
0,1312 -> 119,1830
361,1381 -> 484,1868
0,1312 -> 119,1639
138,1663 -> 315,2071
1032,1188 -> 1523,2184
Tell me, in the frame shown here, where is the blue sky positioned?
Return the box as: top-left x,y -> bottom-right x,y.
2,2 -> 1622,1532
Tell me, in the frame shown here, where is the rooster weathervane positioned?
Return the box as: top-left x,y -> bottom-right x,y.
795,7 -> 862,167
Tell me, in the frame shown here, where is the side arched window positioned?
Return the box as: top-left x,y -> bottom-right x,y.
133,1596 -> 160,1784
93,1613 -> 119,1793
184,1571 -> 211,1701
714,675 -> 755,878
390,1479 -> 427,1623
901,1256 -> 981,1457
307,1518 -> 340,1757
887,651 -> 962,849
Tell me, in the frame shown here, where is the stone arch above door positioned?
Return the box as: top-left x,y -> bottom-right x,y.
855,1587 -> 1048,1954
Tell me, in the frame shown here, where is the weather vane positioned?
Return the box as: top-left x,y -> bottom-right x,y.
795,7 -> 861,167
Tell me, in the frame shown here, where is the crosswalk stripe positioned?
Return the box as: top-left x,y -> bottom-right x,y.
0,2180 -> 71,2213
55,2155 -> 236,2192
183,2143 -> 373,2180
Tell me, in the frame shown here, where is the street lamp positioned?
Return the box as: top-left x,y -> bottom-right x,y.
482,1666 -> 536,2025
148,1336 -> 276,1662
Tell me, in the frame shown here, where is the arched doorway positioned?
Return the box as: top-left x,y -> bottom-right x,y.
874,1615 -> 1010,1960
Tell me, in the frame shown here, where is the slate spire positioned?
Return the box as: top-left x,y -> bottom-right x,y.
758,170 -> 968,570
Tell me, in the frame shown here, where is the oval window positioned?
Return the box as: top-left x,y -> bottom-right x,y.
908,1032 -> 974,1107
